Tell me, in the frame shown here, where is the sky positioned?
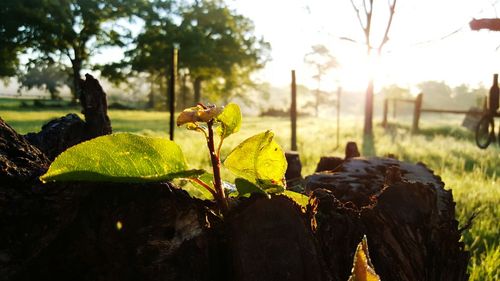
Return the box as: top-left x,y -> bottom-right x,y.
4,0 -> 500,96
225,0 -> 500,93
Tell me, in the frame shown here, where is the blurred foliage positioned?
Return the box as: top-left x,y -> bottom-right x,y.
99,0 -> 270,107
0,0 -> 144,100
18,64 -> 70,100
379,84 -> 411,100
304,44 -> 338,117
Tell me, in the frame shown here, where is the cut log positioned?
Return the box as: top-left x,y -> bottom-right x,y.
24,114 -> 87,160
0,88 -> 469,281
0,118 -> 49,183
228,195 -> 327,281
306,157 -> 469,281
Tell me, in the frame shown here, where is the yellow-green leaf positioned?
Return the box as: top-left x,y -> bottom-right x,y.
223,131 -> 287,186
216,103 -> 241,138
282,190 -> 309,209
183,172 -> 215,200
234,178 -> 267,197
40,133 -> 202,183
348,236 -> 381,281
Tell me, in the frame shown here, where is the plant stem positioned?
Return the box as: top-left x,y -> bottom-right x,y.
189,178 -> 217,197
206,120 -> 229,214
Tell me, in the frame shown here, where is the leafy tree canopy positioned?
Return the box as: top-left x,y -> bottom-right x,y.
1,0 -> 144,99
108,0 -> 270,104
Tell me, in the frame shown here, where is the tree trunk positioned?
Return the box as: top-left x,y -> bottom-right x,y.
363,79 -> 374,135
193,77 -> 202,104
148,74 -> 155,109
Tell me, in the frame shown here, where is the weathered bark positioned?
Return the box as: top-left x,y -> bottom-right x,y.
285,151 -> 302,182
79,74 -> 112,138
24,74 -> 111,160
0,79 -> 468,281
315,141 -> 360,173
228,196 -> 328,281
0,117 -> 222,281
306,157 -> 469,281
24,114 -> 87,160
0,118 -> 49,183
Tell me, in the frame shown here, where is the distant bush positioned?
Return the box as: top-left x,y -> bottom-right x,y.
260,108 -> 310,117
108,102 -> 136,110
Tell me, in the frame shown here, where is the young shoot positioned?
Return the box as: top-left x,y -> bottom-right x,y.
40,103 -> 306,216
177,103 -> 241,213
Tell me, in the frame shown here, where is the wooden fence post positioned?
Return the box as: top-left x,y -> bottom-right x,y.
382,98 -> 388,128
169,47 -> 178,140
291,70 -> 297,151
412,93 -> 423,133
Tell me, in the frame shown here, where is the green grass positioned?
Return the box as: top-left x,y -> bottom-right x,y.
1,108 -> 499,280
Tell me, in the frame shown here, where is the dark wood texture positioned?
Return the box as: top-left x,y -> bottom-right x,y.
306,157 -> 469,281
24,74 -> 111,160
0,73 -> 468,280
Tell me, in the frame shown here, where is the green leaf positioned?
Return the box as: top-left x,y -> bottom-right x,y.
348,236 -> 380,281
182,184 -> 214,200
40,133 -> 201,183
282,190 -> 309,209
235,178 -> 267,197
257,179 -> 286,193
224,131 -> 287,187
216,103 -> 241,138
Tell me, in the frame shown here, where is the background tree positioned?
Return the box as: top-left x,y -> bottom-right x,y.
417,80 -> 452,109
178,0 -> 269,104
349,0 -> 397,135
379,84 -> 410,100
102,0 -> 269,108
19,64 -> 70,100
304,44 -> 338,117
1,0 -> 141,102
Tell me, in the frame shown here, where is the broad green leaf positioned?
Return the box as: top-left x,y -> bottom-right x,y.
235,178 -> 267,197
348,236 -> 380,281
216,103 -> 241,138
40,133 -> 202,183
224,131 -> 287,186
282,190 -> 309,209
257,179 -> 286,193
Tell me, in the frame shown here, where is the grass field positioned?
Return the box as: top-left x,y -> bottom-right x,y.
1,106 -> 499,280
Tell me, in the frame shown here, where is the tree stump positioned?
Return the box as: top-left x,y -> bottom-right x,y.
0,74 -> 468,280
306,157 -> 469,281
24,74 -> 111,160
